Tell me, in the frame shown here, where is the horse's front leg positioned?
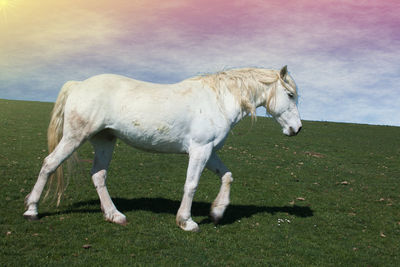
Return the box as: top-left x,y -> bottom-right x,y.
176,144 -> 213,232
206,152 -> 233,224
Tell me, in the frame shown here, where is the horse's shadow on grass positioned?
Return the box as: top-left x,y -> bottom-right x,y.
43,197 -> 313,225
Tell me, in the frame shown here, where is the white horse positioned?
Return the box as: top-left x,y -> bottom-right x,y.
24,66 -> 302,231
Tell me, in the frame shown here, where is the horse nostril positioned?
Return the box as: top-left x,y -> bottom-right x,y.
297,126 -> 302,134
289,127 -> 295,136
289,126 -> 302,136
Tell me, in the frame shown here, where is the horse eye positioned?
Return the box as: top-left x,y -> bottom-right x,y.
287,92 -> 294,98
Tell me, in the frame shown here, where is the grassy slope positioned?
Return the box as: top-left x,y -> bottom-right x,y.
1,99 -> 399,266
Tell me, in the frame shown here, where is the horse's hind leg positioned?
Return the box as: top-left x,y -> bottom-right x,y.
206,152 -> 233,224
90,132 -> 126,225
24,137 -> 84,220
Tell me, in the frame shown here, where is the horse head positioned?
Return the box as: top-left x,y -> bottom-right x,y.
266,66 -> 302,136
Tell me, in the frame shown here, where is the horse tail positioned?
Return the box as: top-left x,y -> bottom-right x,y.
45,81 -> 79,206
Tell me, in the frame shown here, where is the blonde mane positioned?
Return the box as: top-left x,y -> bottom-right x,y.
195,68 -> 297,116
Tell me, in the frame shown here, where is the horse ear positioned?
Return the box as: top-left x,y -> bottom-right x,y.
280,65 -> 288,79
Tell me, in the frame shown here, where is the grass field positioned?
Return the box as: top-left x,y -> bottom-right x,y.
1,98 -> 399,266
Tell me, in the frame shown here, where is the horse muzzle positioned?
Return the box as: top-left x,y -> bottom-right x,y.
284,125 -> 302,136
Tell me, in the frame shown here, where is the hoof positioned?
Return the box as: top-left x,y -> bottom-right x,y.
114,216 -> 127,226
177,218 -> 200,232
210,206 -> 226,225
105,211 -> 127,226
210,212 -> 221,225
23,211 -> 39,221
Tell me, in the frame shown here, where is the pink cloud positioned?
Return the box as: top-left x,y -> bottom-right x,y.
2,0 -> 400,125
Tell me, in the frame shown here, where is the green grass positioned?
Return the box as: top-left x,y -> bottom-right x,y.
1,98 -> 400,266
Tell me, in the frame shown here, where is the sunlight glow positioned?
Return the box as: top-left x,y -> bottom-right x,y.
0,0 -> 16,23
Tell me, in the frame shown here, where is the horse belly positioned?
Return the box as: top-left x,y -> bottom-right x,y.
110,121 -> 190,154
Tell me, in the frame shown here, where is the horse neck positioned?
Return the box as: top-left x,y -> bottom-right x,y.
221,82 -> 272,126
252,83 -> 271,109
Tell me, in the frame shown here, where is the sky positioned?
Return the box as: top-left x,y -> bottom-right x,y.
1,0 -> 399,126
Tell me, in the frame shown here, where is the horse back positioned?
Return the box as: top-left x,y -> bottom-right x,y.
62,74 -> 229,153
